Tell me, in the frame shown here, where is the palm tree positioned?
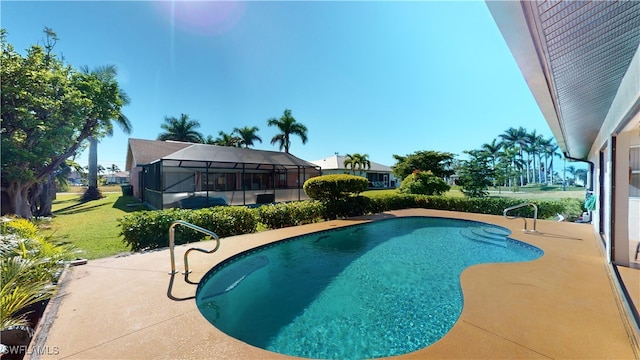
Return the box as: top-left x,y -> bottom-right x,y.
481,138 -> 503,187
233,126 -> 262,148
524,130 -> 543,184
267,109 -> 308,154
354,153 -> 371,174
212,131 -> 242,147
343,153 -> 371,175
542,139 -> 559,185
499,127 -> 528,186
157,114 -> 204,143
344,154 -> 358,174
109,164 -> 120,174
82,65 -> 132,201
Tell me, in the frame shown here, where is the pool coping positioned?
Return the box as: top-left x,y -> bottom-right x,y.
34,209 -> 640,359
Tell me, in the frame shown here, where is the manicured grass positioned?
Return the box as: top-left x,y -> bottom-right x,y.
45,185 -> 586,260
43,193 -> 146,259
62,184 -> 124,194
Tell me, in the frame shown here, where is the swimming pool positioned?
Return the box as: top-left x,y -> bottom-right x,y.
196,217 -> 543,359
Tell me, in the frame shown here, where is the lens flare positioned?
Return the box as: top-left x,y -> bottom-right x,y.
154,1 -> 246,37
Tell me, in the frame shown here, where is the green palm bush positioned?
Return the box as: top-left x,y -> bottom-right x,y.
0,218 -> 72,331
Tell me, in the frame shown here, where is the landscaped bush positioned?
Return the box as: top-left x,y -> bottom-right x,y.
1,217 -> 72,334
323,196 -> 372,219
118,206 -> 258,251
303,174 -> 369,219
257,201 -> 324,229
303,174 -> 369,201
359,193 -> 584,221
398,171 -> 450,195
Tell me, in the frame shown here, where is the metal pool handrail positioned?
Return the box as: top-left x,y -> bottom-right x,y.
503,202 -> 538,233
169,220 -> 220,276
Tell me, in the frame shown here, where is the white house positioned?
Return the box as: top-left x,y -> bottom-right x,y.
310,154 -> 398,188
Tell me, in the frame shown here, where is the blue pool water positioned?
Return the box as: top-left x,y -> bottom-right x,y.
196,217 -> 543,359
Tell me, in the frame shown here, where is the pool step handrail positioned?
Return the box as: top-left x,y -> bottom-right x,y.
503,202 -> 538,233
169,220 -> 220,278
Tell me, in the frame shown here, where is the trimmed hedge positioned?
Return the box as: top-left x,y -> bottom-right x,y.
361,193 -> 583,221
118,193 -> 584,252
257,201 -> 324,229
303,174 -> 369,201
118,206 -> 257,251
398,171 -> 450,195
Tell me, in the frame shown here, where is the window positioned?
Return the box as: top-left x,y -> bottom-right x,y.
630,146 -> 640,198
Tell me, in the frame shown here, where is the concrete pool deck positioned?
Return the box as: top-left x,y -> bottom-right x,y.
33,209 -> 640,359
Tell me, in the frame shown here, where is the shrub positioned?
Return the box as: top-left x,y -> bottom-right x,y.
323,196 -> 371,219
359,193 -> 584,221
303,174 -> 369,202
257,201 -> 324,229
398,171 -> 450,195
118,206 -> 258,251
1,217 -> 72,330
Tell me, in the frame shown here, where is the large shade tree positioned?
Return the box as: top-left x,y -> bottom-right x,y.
392,150 -> 455,180
267,109 -> 308,153
1,28 -> 126,218
157,113 -> 204,143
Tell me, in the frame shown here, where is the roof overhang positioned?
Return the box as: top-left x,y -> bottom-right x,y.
486,1 -> 640,159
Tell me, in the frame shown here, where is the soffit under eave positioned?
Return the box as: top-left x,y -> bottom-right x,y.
486,1 -> 569,156
590,45 -> 640,155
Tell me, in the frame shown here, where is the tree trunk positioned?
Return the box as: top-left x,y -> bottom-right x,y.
83,136 -> 102,200
4,181 -> 35,219
31,175 -> 54,217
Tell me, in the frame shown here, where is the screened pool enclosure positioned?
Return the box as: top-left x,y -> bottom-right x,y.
128,141 -> 320,210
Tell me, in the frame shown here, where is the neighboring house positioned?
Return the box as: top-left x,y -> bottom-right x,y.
105,171 -> 130,184
67,171 -> 83,185
310,154 -> 397,188
487,2 -> 640,270
125,138 -> 320,209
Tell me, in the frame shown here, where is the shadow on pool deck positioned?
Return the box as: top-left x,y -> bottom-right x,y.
33,209 -> 640,360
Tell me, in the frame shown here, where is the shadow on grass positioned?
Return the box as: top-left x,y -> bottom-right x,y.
53,201 -> 109,215
113,195 -> 149,213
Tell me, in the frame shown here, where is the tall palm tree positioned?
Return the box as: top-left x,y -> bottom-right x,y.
524,130 -> 542,184
544,141 -> 561,185
499,127 -> 528,186
267,109 -> 308,154
157,114 -> 204,143
233,126 -> 262,148
82,65 -> 132,201
481,138 -> 503,187
212,131 -> 242,147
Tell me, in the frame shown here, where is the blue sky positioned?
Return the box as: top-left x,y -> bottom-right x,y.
2,1 -> 555,170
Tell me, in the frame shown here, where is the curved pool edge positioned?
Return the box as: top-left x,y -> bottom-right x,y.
182,208 -> 633,359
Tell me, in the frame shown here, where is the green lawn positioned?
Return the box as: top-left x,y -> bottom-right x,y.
43,193 -> 145,259
44,184 -> 586,260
